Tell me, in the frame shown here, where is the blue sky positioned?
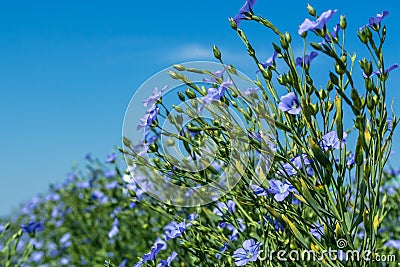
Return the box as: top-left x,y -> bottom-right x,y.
0,0 -> 399,215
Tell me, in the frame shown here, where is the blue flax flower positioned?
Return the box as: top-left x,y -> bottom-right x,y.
142,241 -> 166,262
142,85 -> 168,107
137,104 -> 159,130
260,51 -> 278,69
384,240 -> 400,250
105,153 -> 117,163
310,223 -> 324,240
233,0 -> 257,27
164,220 -> 189,240
203,69 -> 225,83
265,216 -> 285,232
295,51 -> 318,67
324,23 -> 340,42
104,170 -> 117,178
21,222 -> 45,234
233,239 -> 261,266
250,184 -> 268,197
157,252 -> 178,267
216,242 -> 229,260
319,131 -> 347,151
213,200 -> 236,216
279,154 -> 313,177
278,92 -> 301,115
108,219 -> 119,239
346,153 -> 355,168
243,87 -> 259,97
199,79 -> 232,112
298,9 -> 337,35
359,11 -> 389,31
267,180 -> 292,201
363,64 -> 399,78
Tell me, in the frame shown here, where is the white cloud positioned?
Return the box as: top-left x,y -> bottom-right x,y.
167,44 -> 214,61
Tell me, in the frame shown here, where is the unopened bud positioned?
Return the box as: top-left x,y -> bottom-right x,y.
310,42 -> 322,51
213,45 -> 222,60
185,89 -> 197,99
173,64 -> 186,71
172,105 -> 183,113
178,92 -> 185,101
280,35 -> 289,50
340,15 -> 347,30
307,4 -> 316,17
229,18 -> 238,30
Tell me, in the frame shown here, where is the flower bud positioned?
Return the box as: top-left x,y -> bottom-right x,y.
173,64 -> 186,71
317,89 -> 326,99
357,30 -> 368,44
335,95 -> 343,139
230,100 -> 238,108
229,18 -> 238,30
172,104 -> 183,113
351,88 -> 361,109
166,138 -> 175,146
213,45 -> 222,60
285,32 -> 292,44
176,114 -> 183,125
177,92 -> 185,101
355,137 -> 364,166
335,62 -> 345,75
149,143 -> 158,153
327,81 -> 334,91
260,68 -> 272,81
228,64 -> 237,74
190,99 -> 198,109
329,72 -> 339,86
340,15 -> 347,30
280,35 -> 289,50
307,4 -> 316,17
277,75 -> 286,85
185,89 -> 197,99
310,42 -> 322,51
272,42 -> 282,54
